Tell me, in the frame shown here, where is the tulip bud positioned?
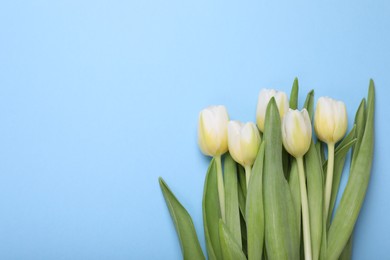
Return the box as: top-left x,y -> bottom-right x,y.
314,97 -> 347,144
198,105 -> 229,156
282,109 -> 312,158
256,89 -> 289,132
227,121 -> 261,167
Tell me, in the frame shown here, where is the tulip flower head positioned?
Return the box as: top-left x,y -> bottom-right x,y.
256,89 -> 289,132
282,109 -> 312,158
198,105 -> 229,157
314,97 -> 347,144
227,121 -> 261,167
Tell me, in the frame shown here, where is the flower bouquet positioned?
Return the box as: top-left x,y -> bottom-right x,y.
159,79 -> 375,260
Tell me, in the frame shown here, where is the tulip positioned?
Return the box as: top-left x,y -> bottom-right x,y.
282,109 -> 312,158
256,89 -> 289,132
314,97 -> 348,222
198,105 -> 229,157
282,108 -> 313,260
228,121 -> 261,187
314,97 -> 347,144
198,105 -> 229,221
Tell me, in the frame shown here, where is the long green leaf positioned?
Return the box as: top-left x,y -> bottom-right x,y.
288,159 -> 301,243
327,81 -> 375,260
246,142 -> 265,260
352,99 -> 367,164
304,142 -> 323,260
316,141 -> 326,169
325,126 -> 357,224
219,220 -> 247,260
202,159 -> 222,260
303,90 -> 315,120
319,210 -> 327,260
290,77 -> 299,109
239,211 -> 248,256
159,178 -> 205,260
263,98 -> 300,259
224,154 -> 242,248
237,165 -> 247,218
338,235 -> 353,260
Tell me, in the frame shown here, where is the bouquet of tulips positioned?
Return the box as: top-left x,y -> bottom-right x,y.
159,79 -> 375,260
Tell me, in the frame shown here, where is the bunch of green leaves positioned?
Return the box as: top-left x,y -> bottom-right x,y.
159,79 -> 375,260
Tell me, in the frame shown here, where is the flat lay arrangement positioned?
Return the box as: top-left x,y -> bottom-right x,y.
159,79 -> 375,260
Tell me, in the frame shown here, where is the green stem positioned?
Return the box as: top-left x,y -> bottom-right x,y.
215,155 -> 225,222
297,157 -> 312,260
324,142 -> 335,222
244,165 -> 252,188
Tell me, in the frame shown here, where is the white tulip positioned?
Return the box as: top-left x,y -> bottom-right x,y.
227,121 -> 261,167
314,97 -> 348,144
282,109 -> 312,158
314,97 -> 348,225
198,105 -> 229,157
256,89 -> 289,132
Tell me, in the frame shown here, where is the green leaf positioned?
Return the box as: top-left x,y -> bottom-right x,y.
246,142 -> 265,260
237,165 -> 247,218
219,220 -> 247,260
338,235 -> 353,260
352,99 -> 367,164
303,90 -> 315,120
237,183 -> 246,220
282,148 -> 291,179
327,81 -> 375,260
202,159 -> 222,260
304,142 -> 324,260
316,141 -> 326,169
324,126 -> 357,225
263,98 -> 300,260
239,212 -> 248,256
288,160 -> 301,242
159,178 -> 205,260
319,210 -> 327,260
290,77 -> 299,109
238,165 -> 247,197
224,154 -> 242,248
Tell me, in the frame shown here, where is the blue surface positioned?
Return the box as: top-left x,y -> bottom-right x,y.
0,0 -> 389,259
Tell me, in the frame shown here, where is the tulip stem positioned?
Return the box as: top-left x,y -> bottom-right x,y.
215,155 -> 225,222
244,165 -> 252,188
324,142 -> 335,222
297,156 -> 312,260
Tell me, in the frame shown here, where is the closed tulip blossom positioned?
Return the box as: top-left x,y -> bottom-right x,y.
228,121 -> 261,187
314,97 -> 348,144
198,105 -> 229,221
314,97 -> 348,223
256,89 -> 289,132
282,108 -> 313,260
282,109 -> 312,158
198,105 -> 229,157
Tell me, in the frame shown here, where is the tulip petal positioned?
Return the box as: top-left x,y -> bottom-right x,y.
332,101 -> 348,142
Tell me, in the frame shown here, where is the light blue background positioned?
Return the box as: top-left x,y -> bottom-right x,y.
0,0 -> 389,259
